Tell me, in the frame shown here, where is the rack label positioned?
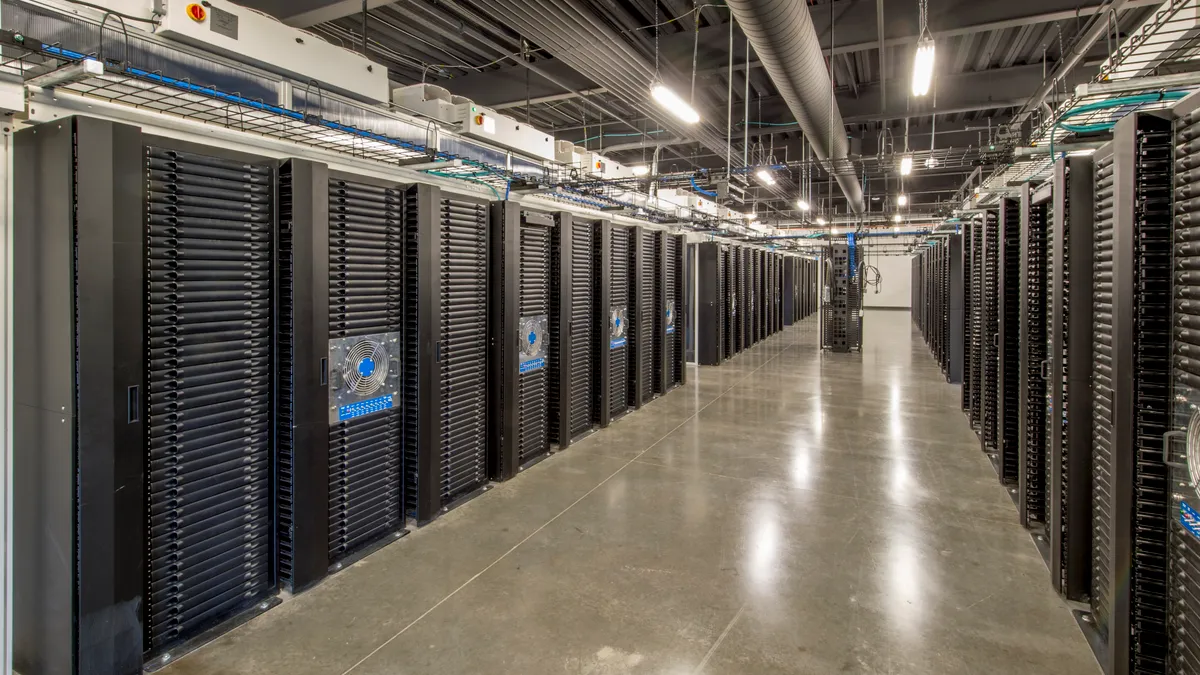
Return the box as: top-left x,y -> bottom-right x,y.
1182,501 -> 1200,540
610,305 -> 627,350
519,314 -> 547,373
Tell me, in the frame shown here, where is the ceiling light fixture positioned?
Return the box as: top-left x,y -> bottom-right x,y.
745,211 -> 758,220
796,199 -> 810,211
912,38 -> 935,97
1067,148 -> 1097,157
830,227 -> 839,235
651,83 -> 700,124
755,168 -> 776,185
631,165 -> 650,176
897,194 -> 908,206
816,217 -> 828,226
900,155 -> 913,176
893,214 -> 902,223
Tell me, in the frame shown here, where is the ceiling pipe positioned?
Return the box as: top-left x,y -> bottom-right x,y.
725,0 -> 866,213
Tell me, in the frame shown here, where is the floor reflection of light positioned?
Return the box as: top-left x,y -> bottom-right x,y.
889,463 -> 911,506
812,398 -> 824,435
790,450 -> 811,489
747,501 -> 781,592
886,542 -> 925,638
889,383 -> 904,438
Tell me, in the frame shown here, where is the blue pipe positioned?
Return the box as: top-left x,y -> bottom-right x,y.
690,175 -> 718,198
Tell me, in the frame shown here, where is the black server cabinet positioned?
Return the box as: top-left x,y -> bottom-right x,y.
1048,154 -> 1095,601
1018,183 -> 1051,529
15,117 -> 148,675
979,210 -> 1000,456
597,222 -> 634,423
490,203 -> 554,479
550,214 -> 599,449
783,257 -> 796,326
947,235 -> 965,385
1168,97 -> 1200,675
696,241 -> 725,366
963,220 -> 975,415
727,245 -> 740,358
656,231 -> 686,393
402,185 -> 490,523
822,243 -> 860,352
997,198 -> 1021,485
631,227 -> 654,407
282,162 -> 407,594
735,246 -> 748,353
1089,113 -> 1172,675
15,118 -> 284,672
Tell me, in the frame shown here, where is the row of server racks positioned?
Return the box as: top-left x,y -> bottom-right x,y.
924,98 -> 1200,675
694,243 -> 816,365
911,234 -> 964,383
10,116 -> 694,675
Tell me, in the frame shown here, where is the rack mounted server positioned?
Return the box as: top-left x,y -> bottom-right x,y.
821,242 -> 861,352
1018,183 -> 1051,530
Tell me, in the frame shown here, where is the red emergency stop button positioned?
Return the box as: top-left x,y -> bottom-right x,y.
186,4 -> 207,22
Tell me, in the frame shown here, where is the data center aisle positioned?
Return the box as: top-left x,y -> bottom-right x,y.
164,309 -> 1096,675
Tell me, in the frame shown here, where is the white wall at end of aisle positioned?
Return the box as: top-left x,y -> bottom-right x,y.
862,254 -> 912,309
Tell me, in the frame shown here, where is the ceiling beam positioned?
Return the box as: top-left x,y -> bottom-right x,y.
282,0 -> 394,28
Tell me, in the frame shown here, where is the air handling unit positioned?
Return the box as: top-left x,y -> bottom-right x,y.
393,84 -> 557,162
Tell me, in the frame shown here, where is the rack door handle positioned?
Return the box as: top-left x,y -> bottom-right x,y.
1163,430 -> 1188,469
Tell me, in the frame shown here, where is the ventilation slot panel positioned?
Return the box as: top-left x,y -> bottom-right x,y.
1024,198 -> 1048,525
610,226 -> 630,417
1091,151 -> 1116,636
569,222 -> 594,436
641,230 -> 656,402
326,178 -> 403,563
145,147 -> 274,653
518,221 -> 550,465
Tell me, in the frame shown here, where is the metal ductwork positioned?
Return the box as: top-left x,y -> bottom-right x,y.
726,0 -> 866,214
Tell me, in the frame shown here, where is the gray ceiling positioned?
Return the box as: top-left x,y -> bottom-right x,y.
237,0 -> 1158,216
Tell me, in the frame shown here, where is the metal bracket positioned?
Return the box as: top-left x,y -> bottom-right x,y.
1163,430 -> 1187,470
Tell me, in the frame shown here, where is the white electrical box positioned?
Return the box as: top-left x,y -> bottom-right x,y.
392,84 -> 556,162
97,0 -> 391,103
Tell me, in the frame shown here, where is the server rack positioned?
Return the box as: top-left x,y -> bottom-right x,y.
597,222 -> 634,423
1019,182 -> 1051,530
1048,154 -> 1095,602
783,256 -> 796,327
997,198 -> 1021,485
14,118 -> 281,672
402,185 -> 491,524
822,243 -> 861,352
656,231 -> 686,393
738,246 -> 750,351
282,162 -> 406,596
1089,113 -> 1172,675
913,236 -> 964,384
963,218 -> 975,414
980,210 -> 1001,458
1168,96 -> 1200,675
728,245 -> 741,357
948,235 -> 964,384
696,242 -> 726,366
550,214 -> 599,449
632,227 -> 654,407
489,203 -> 554,480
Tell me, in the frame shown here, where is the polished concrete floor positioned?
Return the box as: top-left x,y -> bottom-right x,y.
165,310 -> 1099,675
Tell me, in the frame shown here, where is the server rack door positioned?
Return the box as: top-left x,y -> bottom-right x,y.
654,231 -> 669,394
1168,95 -> 1200,675
962,223 -> 974,413
1018,185 -> 1050,528
730,246 -> 742,354
594,221 -> 614,425
144,140 -> 279,658
783,257 -> 796,326
609,224 -> 633,419
1048,155 -> 1095,601
724,246 -> 736,358
670,234 -> 686,386
998,198 -> 1021,485
696,242 -> 724,366
627,226 -> 647,408
552,214 -> 597,447
980,212 -> 1000,456
742,247 -> 753,347
14,117 -> 147,674
637,228 -> 656,404
948,235 -> 964,385
402,186 -> 490,523
1091,113 -> 1173,674
325,172 -> 405,563
489,204 -> 552,479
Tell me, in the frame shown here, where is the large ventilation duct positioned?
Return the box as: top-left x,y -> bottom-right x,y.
726,0 -> 866,214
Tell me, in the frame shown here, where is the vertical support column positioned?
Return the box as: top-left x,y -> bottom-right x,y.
595,221 -> 613,427
285,159 -> 332,591
488,202 -> 521,481
630,226 -> 645,409
14,117 -> 145,674
554,213 -> 573,449
410,184 -> 443,523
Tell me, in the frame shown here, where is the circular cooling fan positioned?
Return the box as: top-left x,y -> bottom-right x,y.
341,339 -> 390,396
611,309 -> 626,339
520,318 -> 544,358
1188,408 -> 1200,487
